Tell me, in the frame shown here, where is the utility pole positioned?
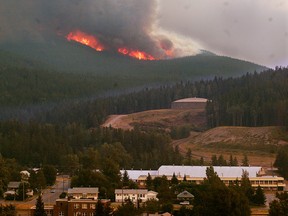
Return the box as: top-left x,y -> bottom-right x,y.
63,174 -> 65,193
23,181 -> 25,201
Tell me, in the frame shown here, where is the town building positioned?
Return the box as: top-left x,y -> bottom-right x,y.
4,182 -> 21,198
67,187 -> 98,200
177,190 -> 194,205
121,165 -> 286,191
171,97 -> 208,109
53,198 -> 101,216
114,189 -> 158,203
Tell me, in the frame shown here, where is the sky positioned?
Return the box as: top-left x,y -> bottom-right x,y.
0,0 -> 287,68
158,0 -> 288,68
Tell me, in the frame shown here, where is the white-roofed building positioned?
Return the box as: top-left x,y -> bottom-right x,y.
123,165 -> 285,191
120,170 -> 158,182
67,187 -> 98,200
158,165 -> 263,178
171,97 -> 208,109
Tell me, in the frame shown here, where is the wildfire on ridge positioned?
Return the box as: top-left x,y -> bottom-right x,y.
118,48 -> 156,60
66,30 -> 158,60
66,30 -> 105,51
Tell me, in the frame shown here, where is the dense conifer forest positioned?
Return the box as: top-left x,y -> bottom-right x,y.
39,66 -> 288,129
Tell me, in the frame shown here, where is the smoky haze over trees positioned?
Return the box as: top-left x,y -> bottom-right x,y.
0,0 -> 199,58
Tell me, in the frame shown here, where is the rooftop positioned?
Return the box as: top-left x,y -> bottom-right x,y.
68,187 -> 99,194
158,165 -> 262,178
120,170 -> 158,180
8,181 -> 21,188
115,189 -> 148,194
173,97 -> 208,103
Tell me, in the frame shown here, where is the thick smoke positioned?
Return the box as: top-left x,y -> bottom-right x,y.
0,0 -> 200,58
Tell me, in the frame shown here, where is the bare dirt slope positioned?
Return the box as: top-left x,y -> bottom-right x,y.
172,126 -> 288,167
102,109 -> 288,167
102,108 -> 206,131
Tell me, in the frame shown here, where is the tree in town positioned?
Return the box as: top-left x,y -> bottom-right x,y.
205,166 -> 223,186
274,147 -> 288,179
171,173 -> 179,185
157,176 -> 174,203
36,170 -> 47,190
161,202 -> 173,214
146,173 -> 153,190
16,182 -> 29,201
193,166 -> 250,216
176,205 -> 193,216
0,204 -> 16,216
114,199 -> 141,216
269,192 -> 288,216
240,170 -> 254,203
144,199 -> 160,214
34,194 -> 46,216
122,170 -> 130,187
42,165 -> 57,186
252,185 -> 266,205
94,199 -> 113,216
95,200 -> 104,216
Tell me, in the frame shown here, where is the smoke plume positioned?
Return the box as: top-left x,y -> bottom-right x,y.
0,0 -> 200,58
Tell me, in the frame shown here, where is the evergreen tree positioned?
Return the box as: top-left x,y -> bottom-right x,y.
122,170 -> 130,187
193,166 -> 250,216
171,173 -> 179,185
252,185 -> 266,205
233,156 -> 238,166
229,155 -> 234,166
185,148 -> 192,165
218,155 -> 227,166
242,154 -> 249,166
200,157 -> 204,166
274,147 -> 288,179
205,166 -> 223,186
114,199 -> 140,216
95,200 -> 104,216
42,165 -> 57,186
16,182 -> 29,201
34,195 -> 46,216
36,170 -> 47,190
144,199 -> 160,214
146,173 -> 152,190
211,155 -> 218,166
0,204 -> 16,216
269,192 -> 288,216
240,170 -> 254,204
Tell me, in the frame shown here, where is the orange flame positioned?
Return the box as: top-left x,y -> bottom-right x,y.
118,48 -> 156,60
66,30 -> 157,60
66,30 -> 104,51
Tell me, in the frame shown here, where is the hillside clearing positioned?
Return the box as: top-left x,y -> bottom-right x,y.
102,109 -> 288,168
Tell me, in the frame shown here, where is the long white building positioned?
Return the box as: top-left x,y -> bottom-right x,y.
121,165 -> 285,191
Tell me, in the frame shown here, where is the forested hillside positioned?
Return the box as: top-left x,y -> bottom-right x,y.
40,67 -> 288,129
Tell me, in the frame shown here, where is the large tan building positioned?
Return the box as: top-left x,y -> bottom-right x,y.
171,97 -> 208,109
121,165 -> 286,191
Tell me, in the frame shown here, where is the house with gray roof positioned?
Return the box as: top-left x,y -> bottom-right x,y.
68,187 -> 99,200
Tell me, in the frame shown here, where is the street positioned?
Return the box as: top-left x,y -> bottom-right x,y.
0,175 -> 70,206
